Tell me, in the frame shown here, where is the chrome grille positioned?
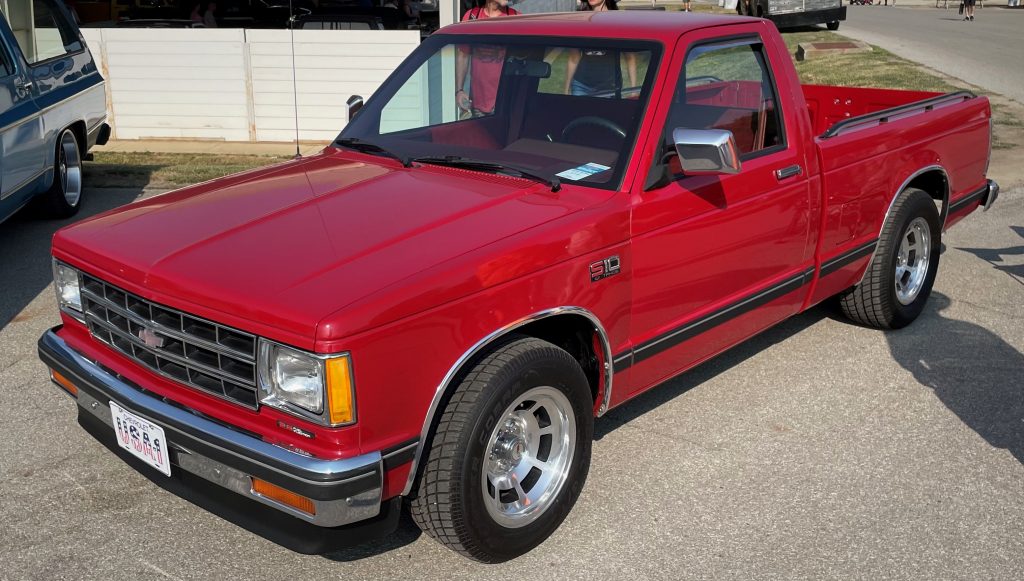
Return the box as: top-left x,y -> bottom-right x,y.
80,273 -> 259,409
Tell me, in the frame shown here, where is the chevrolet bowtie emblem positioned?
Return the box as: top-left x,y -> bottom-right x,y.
137,327 -> 165,349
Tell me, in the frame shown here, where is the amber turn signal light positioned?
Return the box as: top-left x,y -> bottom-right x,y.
326,356 -> 355,425
50,369 -> 78,397
250,477 -> 316,516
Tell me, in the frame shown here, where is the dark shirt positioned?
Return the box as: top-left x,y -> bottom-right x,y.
575,49 -> 618,92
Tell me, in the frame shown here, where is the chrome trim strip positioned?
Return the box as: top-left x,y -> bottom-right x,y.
401,306 -> 613,497
382,440 -> 419,461
857,165 -> 949,286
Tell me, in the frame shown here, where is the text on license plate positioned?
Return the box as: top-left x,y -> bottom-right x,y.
110,402 -> 171,477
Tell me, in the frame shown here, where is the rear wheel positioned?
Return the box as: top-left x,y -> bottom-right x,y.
410,337 -> 593,562
826,20 -> 841,30
839,188 -> 941,329
39,129 -> 83,218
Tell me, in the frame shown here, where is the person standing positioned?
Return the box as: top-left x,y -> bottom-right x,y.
564,0 -> 637,96
963,0 -> 976,20
203,2 -> 218,28
455,0 -> 520,116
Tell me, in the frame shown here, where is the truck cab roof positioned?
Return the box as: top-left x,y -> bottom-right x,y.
442,11 -> 762,44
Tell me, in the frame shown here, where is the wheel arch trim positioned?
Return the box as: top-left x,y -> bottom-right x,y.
401,306 -> 613,497
857,164 -> 949,286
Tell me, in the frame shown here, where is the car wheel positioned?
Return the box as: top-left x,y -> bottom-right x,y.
826,20 -> 840,30
839,188 -> 941,329
40,129 -> 83,218
410,336 -> 593,563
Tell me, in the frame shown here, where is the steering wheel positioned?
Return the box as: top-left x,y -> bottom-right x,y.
560,116 -> 627,144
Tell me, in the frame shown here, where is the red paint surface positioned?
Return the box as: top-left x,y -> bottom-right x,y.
51,14 -> 991,500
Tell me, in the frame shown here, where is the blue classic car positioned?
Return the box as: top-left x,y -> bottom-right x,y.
0,0 -> 108,223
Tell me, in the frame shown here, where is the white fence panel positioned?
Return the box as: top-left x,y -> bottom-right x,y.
78,28 -> 419,143
91,28 -> 250,141
246,29 -> 419,143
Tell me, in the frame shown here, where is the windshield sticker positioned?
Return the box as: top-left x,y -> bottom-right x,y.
556,163 -> 611,181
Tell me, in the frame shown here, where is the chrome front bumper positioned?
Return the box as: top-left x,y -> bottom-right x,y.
39,328 -> 383,528
982,179 -> 999,211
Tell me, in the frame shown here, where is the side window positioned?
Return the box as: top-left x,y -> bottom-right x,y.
0,43 -> 12,76
11,0 -> 83,65
663,39 -> 784,169
380,45 -> 461,134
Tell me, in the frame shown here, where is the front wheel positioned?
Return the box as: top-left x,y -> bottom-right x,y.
826,20 -> 840,30
39,129 -> 83,218
839,188 -> 941,329
410,337 -> 593,562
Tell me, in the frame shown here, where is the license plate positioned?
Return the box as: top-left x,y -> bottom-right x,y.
110,402 -> 171,477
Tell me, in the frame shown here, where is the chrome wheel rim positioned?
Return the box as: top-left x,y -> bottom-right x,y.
59,131 -> 82,207
895,217 -> 931,305
481,386 -> 576,529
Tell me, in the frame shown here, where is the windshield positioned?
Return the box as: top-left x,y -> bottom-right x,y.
339,34 -> 661,190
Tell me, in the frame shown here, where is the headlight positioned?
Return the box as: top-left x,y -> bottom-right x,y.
53,260 -> 82,315
257,339 -> 355,426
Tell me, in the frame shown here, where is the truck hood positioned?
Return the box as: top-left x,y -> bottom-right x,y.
54,150 -> 587,346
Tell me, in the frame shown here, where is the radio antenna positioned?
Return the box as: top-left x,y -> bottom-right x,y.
288,0 -> 301,159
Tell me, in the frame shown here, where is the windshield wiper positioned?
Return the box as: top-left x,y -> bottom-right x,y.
335,137 -> 411,167
412,155 -> 560,193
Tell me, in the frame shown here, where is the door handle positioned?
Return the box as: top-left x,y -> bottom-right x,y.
15,80 -> 32,93
775,165 -> 802,180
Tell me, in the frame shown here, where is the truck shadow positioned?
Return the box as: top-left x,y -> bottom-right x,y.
595,306 -> 829,440
884,292 -> 1024,464
0,188 -> 144,330
956,225 -> 1024,287
78,411 -> 423,559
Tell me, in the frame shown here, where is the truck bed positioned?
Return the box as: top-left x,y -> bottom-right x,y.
805,83 -> 992,303
802,84 -> 964,137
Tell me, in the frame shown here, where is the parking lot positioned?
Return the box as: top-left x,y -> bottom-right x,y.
3,12 -> 1024,579
1,174 -> 1021,579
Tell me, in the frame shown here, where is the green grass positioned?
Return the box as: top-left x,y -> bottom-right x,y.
84,152 -> 292,189
782,31 -> 960,92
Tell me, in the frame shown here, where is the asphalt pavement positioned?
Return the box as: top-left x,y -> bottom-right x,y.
3,26 -> 1024,575
837,5 -> 1024,104
2,180 -> 1022,580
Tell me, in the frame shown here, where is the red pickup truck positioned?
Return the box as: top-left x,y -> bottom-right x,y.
40,12 -> 997,562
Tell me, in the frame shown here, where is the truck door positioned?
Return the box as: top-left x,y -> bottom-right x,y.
1,0 -> 87,200
0,8 -> 42,202
624,28 -> 814,397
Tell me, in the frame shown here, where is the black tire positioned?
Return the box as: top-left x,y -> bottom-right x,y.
38,129 -> 84,219
839,188 -> 941,329
826,20 -> 840,30
410,337 -> 594,563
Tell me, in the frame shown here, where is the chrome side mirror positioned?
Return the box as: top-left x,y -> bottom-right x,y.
347,95 -> 364,121
672,128 -> 741,176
